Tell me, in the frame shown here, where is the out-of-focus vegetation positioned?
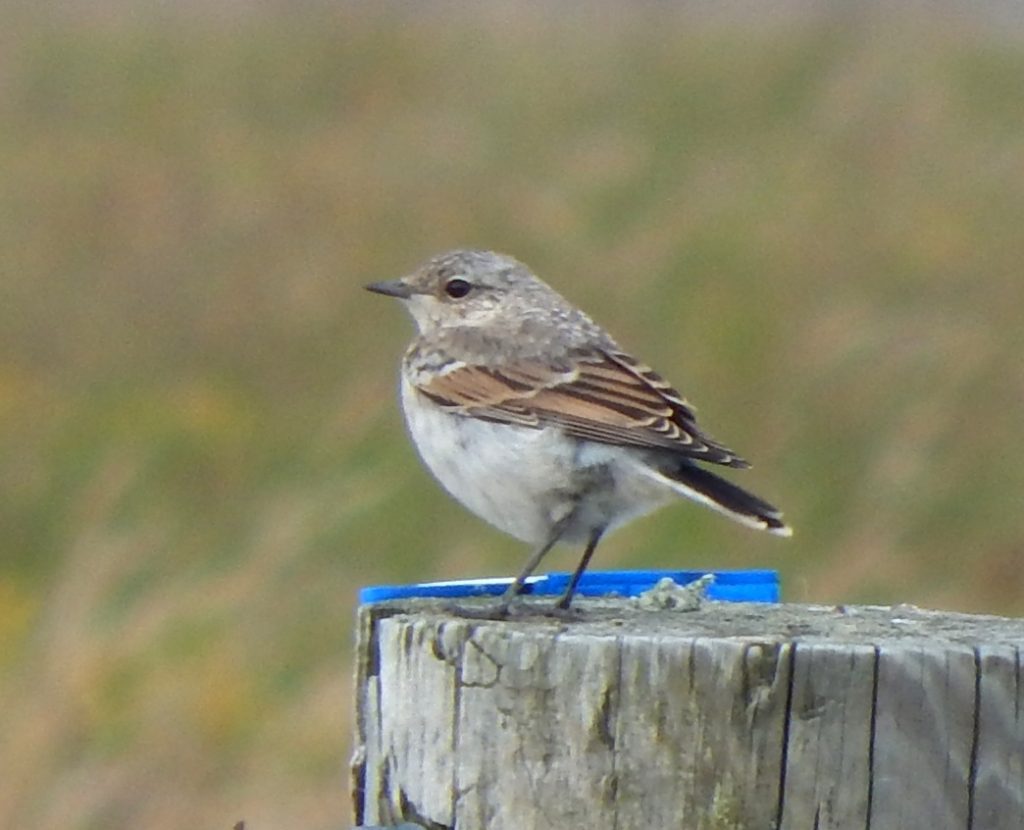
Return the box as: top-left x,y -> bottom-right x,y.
1,2 -> 1022,827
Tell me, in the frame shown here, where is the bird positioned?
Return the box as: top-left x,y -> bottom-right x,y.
366,249 -> 790,614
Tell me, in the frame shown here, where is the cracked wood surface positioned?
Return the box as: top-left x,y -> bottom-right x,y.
351,599 -> 1024,830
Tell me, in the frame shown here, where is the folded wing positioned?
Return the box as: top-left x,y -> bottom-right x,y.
414,350 -> 749,468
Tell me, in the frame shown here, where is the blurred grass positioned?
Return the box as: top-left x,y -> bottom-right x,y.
1,3 -> 1023,828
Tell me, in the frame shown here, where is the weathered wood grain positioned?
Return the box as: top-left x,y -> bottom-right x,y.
352,600 -> 1024,830
870,642 -> 978,830
971,645 -> 1024,830
454,625 -> 621,828
779,643 -> 876,830
613,635 -> 791,828
376,617 -> 461,825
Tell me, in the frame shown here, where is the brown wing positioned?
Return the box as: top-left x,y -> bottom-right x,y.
414,349 -> 749,468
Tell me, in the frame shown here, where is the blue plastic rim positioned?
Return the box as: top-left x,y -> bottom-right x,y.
358,569 -> 779,605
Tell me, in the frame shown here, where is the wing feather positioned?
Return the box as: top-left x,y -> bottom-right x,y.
414,349 -> 748,467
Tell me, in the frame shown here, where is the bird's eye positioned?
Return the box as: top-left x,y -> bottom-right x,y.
444,278 -> 472,299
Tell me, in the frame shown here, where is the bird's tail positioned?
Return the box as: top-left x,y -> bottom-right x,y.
654,461 -> 792,537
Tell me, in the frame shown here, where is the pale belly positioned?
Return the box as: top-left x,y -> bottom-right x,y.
400,377 -> 673,545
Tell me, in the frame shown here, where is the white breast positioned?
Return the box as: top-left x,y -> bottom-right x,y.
399,376 -> 675,547
400,376 -> 581,543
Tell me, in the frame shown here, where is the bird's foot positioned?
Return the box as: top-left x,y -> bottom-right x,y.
441,599 -> 514,620
441,596 -> 584,621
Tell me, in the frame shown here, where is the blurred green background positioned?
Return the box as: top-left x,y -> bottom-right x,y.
2,2 -> 1023,828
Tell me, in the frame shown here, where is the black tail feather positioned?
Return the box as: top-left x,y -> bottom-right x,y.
663,462 -> 791,536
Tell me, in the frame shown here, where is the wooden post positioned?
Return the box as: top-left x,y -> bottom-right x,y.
351,599 -> 1024,830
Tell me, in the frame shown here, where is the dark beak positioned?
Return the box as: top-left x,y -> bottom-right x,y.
365,279 -> 414,299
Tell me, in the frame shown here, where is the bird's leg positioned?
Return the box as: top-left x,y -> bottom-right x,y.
498,513 -> 575,607
444,515 -> 572,620
553,526 -> 604,611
